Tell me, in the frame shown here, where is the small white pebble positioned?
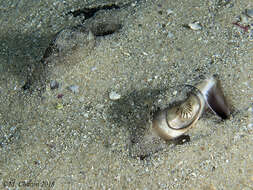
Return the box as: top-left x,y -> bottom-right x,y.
173,90 -> 177,95
131,2 -> 136,7
167,31 -> 174,38
79,96 -> 85,102
188,21 -> 202,30
83,113 -> 89,117
109,91 -> 121,100
91,66 -> 97,71
167,9 -> 173,15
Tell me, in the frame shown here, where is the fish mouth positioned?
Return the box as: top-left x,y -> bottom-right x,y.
195,75 -> 230,119
151,75 -> 230,141
152,91 -> 205,140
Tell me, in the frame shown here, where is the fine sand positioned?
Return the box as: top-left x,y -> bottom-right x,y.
0,0 -> 252,189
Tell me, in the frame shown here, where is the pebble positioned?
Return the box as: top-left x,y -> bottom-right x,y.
83,113 -> 89,117
68,85 -> 79,93
79,96 -> 85,102
173,90 -> 177,95
109,91 -> 121,100
167,31 -> 174,38
188,21 -> 202,30
167,9 -> 173,15
91,66 -> 97,71
50,80 -> 59,90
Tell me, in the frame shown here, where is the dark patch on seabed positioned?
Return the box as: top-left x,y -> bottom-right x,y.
106,85 -> 195,159
67,4 -> 121,20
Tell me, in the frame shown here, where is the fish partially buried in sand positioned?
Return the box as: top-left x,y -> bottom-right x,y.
131,75 -> 230,158
22,22 -> 122,93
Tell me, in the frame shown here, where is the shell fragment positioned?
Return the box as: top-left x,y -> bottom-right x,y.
188,21 -> 202,30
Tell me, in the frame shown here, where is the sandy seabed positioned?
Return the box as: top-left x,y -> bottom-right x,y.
0,0 -> 252,189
